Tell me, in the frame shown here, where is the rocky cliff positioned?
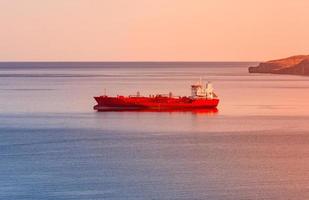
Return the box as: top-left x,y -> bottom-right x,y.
248,55 -> 309,75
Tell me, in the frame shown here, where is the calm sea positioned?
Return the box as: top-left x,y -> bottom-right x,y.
0,62 -> 309,199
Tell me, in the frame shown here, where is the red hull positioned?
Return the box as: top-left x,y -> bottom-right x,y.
94,96 -> 219,111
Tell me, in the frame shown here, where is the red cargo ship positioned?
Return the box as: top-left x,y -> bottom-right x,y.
94,80 -> 219,111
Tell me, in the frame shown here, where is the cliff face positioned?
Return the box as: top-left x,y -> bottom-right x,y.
249,55 -> 309,75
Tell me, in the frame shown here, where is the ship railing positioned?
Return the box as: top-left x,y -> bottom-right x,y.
128,95 -> 143,98
154,93 -> 175,98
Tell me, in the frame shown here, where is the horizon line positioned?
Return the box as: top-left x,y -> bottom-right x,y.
0,60 -> 260,63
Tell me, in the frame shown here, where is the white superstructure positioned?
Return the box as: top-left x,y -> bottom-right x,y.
191,79 -> 216,99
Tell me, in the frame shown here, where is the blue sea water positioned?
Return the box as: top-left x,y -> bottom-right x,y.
0,62 -> 309,199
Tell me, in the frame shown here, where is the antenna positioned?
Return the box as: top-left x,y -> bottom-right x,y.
104,88 -> 106,96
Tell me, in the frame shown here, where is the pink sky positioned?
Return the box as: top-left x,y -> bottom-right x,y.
0,0 -> 308,61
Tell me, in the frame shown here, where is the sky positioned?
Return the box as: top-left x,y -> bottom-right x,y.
0,0 -> 308,61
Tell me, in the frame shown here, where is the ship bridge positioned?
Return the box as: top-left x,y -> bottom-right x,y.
191,80 -> 216,99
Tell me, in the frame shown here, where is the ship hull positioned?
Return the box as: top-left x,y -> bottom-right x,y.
94,96 -> 219,111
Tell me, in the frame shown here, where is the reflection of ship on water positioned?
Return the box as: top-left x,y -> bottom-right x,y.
93,79 -> 220,112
